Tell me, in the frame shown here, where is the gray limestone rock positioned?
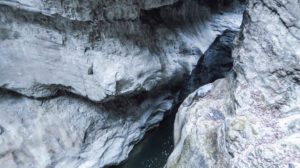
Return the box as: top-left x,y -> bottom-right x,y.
0,0 -> 247,167
0,87 -> 174,168
0,0 -> 244,101
166,0 -> 300,167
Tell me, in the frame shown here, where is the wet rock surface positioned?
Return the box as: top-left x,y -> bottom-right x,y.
166,0 -> 300,167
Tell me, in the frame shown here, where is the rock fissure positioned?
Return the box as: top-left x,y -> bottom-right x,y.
260,0 -> 290,29
2,0 -> 297,168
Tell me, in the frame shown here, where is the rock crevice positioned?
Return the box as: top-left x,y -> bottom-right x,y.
0,0 -> 247,167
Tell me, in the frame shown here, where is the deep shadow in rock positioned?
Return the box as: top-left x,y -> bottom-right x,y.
177,30 -> 237,103
110,30 -> 238,168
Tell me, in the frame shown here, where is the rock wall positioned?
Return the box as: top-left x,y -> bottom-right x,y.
0,87 -> 175,168
0,0 -> 243,101
0,0 -> 245,168
166,0 -> 300,167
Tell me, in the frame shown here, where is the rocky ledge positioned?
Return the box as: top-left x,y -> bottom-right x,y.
166,0 -> 300,167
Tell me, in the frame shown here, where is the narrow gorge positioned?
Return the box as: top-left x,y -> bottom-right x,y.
0,0 -> 299,168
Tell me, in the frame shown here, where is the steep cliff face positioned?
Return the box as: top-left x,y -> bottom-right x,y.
0,0 -> 246,168
166,0 -> 300,167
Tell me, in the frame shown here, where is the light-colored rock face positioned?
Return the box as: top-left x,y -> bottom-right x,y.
0,0 -> 244,101
167,78 -> 233,168
0,0 -> 246,167
166,0 -> 300,167
0,88 -> 174,168
228,0 -> 300,167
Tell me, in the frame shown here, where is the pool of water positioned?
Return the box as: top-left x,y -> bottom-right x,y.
115,111 -> 176,168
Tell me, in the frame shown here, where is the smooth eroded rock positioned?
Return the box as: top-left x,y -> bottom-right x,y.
0,0 -> 245,102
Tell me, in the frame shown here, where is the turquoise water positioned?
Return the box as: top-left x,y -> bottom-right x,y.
115,112 -> 176,168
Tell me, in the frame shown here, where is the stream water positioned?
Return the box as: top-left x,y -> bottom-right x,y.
116,111 -> 176,168
113,29 -> 237,168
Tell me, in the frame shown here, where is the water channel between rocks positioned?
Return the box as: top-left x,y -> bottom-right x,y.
114,110 -> 176,168
113,29 -> 237,168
